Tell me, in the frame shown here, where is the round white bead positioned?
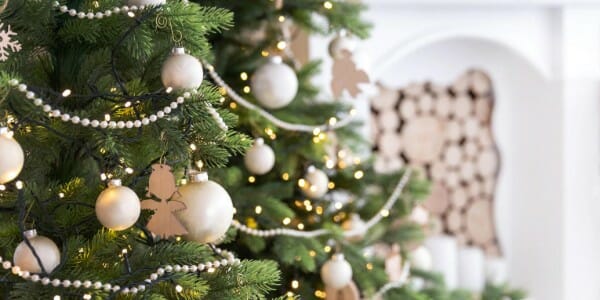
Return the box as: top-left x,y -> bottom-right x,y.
165,265 -> 173,272
157,268 -> 165,275
198,264 -> 205,271
51,110 -> 61,117
221,259 -> 228,266
163,106 -> 172,114
33,98 -> 43,106
112,285 -> 120,292
130,287 -> 138,294
68,9 -> 77,16
182,265 -> 189,272
149,115 -> 157,122
61,114 -> 70,121
205,262 -> 212,268
100,121 -> 108,128
133,120 -> 141,127
183,92 -> 191,98
86,12 -> 94,19
213,261 -> 220,268
62,280 -> 71,287
59,5 -> 67,12
83,280 -> 91,288
103,283 -> 112,291
94,281 -> 102,289
125,121 -> 133,128
41,277 -> 50,285
177,97 -> 185,104
17,84 -> 27,91
21,271 -> 30,279
122,287 -> 130,294
190,265 -> 198,272
121,6 -> 129,12
71,116 -> 80,124
105,10 -> 112,16
52,279 -> 61,287
95,12 -> 104,19
156,111 -> 165,118
138,285 -> 145,291
141,118 -> 149,125
73,280 -> 81,288
130,5 -> 138,11
31,274 -> 40,282
25,91 -> 35,99
81,119 -> 90,126
90,120 -> 99,127
2,261 -> 11,269
149,273 -> 158,280
109,121 -> 117,128
117,121 -> 125,128
174,265 -> 181,272
170,102 -> 178,109
113,7 -> 121,13
77,12 -> 85,18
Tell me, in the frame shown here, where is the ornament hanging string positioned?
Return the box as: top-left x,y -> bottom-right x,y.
204,62 -> 355,133
232,169 -> 412,238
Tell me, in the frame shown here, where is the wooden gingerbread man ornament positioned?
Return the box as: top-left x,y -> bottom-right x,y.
331,50 -> 370,98
141,164 -> 188,239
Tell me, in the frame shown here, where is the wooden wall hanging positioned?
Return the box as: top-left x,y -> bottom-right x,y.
369,70 -> 502,256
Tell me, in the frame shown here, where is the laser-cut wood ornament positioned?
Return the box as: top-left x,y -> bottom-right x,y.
331,50 -> 369,98
370,70 -> 501,256
325,281 -> 360,300
141,164 -> 188,239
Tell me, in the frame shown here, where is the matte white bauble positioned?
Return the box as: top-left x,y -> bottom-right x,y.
0,128 -> 24,184
176,172 -> 234,244
341,214 -> 367,241
128,0 -> 166,6
251,56 -> 298,109
244,138 -> 275,175
95,179 -> 141,231
300,166 -> 329,198
409,246 -> 433,271
14,230 -> 60,273
328,31 -> 357,59
321,254 -> 353,289
161,47 -> 204,90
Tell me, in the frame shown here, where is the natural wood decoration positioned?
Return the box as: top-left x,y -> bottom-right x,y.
331,50 -> 370,98
370,70 -> 501,256
325,281 -> 360,300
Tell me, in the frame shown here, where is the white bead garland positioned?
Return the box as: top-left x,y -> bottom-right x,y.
231,169 -> 412,239
52,1 -> 150,20
205,103 -> 228,131
7,79 -> 200,130
0,247 -> 239,295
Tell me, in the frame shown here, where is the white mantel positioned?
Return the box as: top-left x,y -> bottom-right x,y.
310,1 -> 600,299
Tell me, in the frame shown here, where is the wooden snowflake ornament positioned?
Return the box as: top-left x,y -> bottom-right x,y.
0,21 -> 21,62
141,164 -> 188,239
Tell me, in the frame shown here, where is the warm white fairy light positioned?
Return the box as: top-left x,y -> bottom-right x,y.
255,206 -> 263,214
61,89 -> 71,97
175,285 -> 183,293
125,167 -> 134,174
291,280 -> 299,289
323,1 -> 333,9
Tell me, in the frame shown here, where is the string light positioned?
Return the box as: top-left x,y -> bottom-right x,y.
366,263 -> 373,270
297,223 -> 305,230
291,280 -> 299,289
254,206 -> 262,214
125,167 -> 134,174
175,285 -> 183,293
323,1 -> 333,9
282,217 -> 291,225
327,182 -> 335,189
62,89 -> 71,97
309,250 -> 317,257
315,290 -> 326,299
276,41 -> 287,50
248,176 -> 256,183
240,72 -> 248,81
381,209 -> 390,217
53,295 -> 61,300
354,170 -> 364,179
58,192 -> 65,198
324,245 -> 332,253
229,102 -> 237,109
334,202 -> 343,210
281,173 -> 290,181
243,86 -> 251,94
189,144 -> 197,151
261,50 -> 270,57
278,15 -> 286,22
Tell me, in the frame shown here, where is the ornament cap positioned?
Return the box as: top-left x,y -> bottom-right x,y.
307,165 -> 316,173
189,171 -> 209,183
332,253 -> 345,261
269,56 -> 283,64
254,138 -> 265,145
171,47 -> 186,55
23,229 -> 37,239
108,179 -> 122,187
338,29 -> 348,37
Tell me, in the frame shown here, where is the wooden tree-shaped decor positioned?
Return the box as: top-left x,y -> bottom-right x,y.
370,70 -> 501,256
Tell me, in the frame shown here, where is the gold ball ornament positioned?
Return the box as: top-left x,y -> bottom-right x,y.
300,166 -> 329,198
176,172 -> 234,244
0,127 -> 24,184
14,230 -> 60,273
95,179 -> 141,231
244,138 -> 275,175
161,47 -> 204,90
321,254 -> 353,289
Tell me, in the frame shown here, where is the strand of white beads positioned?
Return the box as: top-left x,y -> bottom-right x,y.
1,247 -> 239,295
8,79 -> 190,130
52,1 -> 153,20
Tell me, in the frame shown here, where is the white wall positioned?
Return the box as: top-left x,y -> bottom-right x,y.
309,2 -> 600,299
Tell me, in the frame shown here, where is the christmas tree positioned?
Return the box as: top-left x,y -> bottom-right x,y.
203,1 -> 526,300
0,0 -> 281,298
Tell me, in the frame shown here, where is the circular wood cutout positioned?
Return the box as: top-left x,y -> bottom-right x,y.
400,98 -> 418,120
446,209 -> 463,233
372,85 -> 398,111
466,199 -> 496,246
453,95 -> 473,120
379,131 -> 403,157
423,182 -> 450,214
450,187 -> 469,209
378,109 -> 400,132
445,120 -> 462,143
418,94 -> 434,114
435,94 -> 452,118
402,116 -> 445,164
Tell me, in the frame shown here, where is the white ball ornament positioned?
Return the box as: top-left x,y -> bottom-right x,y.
328,30 -> 357,59
300,166 -> 329,198
95,179 -> 141,231
128,0 -> 166,6
244,138 -> 275,175
320,254 -> 353,289
0,127 -> 24,184
341,214 -> 367,241
14,230 -> 61,273
409,246 -> 433,271
251,56 -> 298,109
176,172 -> 234,244
161,47 -> 204,90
